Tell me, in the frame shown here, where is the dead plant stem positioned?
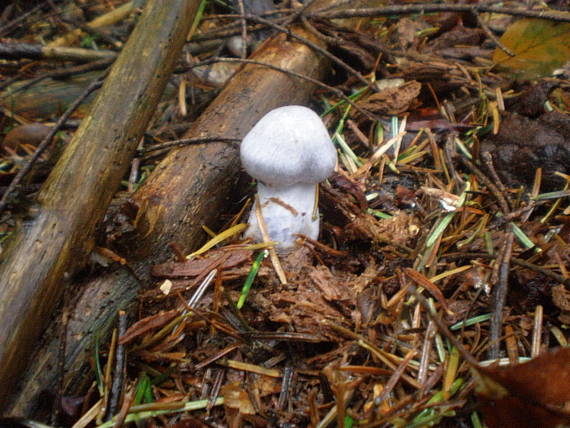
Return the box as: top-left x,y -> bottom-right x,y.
459,155 -> 510,216
489,227 -> 514,359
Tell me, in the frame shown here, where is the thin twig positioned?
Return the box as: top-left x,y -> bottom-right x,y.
301,15 -> 339,45
310,4 -> 570,23
481,151 -> 512,212
189,23 -> 267,42
488,227 -> 514,359
296,233 -> 350,257
193,8 -> 298,41
141,136 -> 241,155
185,57 -> 379,121
472,11 -> 514,57
459,155 -> 510,215
282,0 -> 318,26
236,0 -> 248,59
112,386 -> 135,428
0,76 -> 104,215
0,2 -> 43,36
106,310 -> 128,420
0,57 -> 112,98
190,7 -> 295,42
501,201 -> 536,222
246,14 -> 376,91
374,350 -> 416,406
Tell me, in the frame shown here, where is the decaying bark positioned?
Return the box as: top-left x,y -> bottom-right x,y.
5,13 -> 331,418
0,0 -> 199,409
132,35 -> 329,261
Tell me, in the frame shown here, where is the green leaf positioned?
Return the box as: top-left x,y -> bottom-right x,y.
493,18 -> 570,80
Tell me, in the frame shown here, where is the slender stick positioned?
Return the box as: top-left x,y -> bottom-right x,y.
185,57 -> 379,120
0,76 -> 104,214
488,227 -> 514,359
105,310 -> 128,420
310,4 -> 570,23
236,0 -> 248,59
246,14 -> 376,91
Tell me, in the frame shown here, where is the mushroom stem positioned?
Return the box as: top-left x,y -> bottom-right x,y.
245,182 -> 319,250
239,105 -> 337,250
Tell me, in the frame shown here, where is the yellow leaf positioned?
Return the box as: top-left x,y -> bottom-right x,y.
493,18 -> 570,80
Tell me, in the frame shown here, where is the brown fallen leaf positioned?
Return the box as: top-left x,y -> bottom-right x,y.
119,309 -> 179,345
493,18 -> 570,81
357,80 -> 421,116
151,248 -> 252,278
481,111 -> 570,189
475,347 -> 570,428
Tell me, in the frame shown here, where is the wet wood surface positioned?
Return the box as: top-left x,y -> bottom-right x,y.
0,0 -> 199,408
5,10 -> 331,416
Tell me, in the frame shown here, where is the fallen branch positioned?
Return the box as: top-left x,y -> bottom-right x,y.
0,0 -> 200,409
5,0 -> 340,416
310,3 -> 570,23
0,42 -> 117,62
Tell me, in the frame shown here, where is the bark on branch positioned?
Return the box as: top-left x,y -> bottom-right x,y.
6,4 -> 334,417
5,0 -> 376,415
0,0 -> 199,408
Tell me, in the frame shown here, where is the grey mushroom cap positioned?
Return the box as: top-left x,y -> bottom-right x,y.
240,105 -> 337,186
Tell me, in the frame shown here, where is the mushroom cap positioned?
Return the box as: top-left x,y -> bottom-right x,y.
240,105 -> 337,186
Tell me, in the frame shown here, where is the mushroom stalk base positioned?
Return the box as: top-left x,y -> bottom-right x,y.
245,182 -> 319,250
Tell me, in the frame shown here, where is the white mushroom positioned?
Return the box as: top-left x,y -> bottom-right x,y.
240,105 -> 337,250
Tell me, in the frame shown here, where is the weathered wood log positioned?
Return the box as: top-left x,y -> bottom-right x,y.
6,0 -> 392,415
5,12 -> 332,418
0,0 -> 199,409
6,269 -> 140,418
1,71 -> 105,120
133,38 -> 329,260
0,69 -> 179,121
